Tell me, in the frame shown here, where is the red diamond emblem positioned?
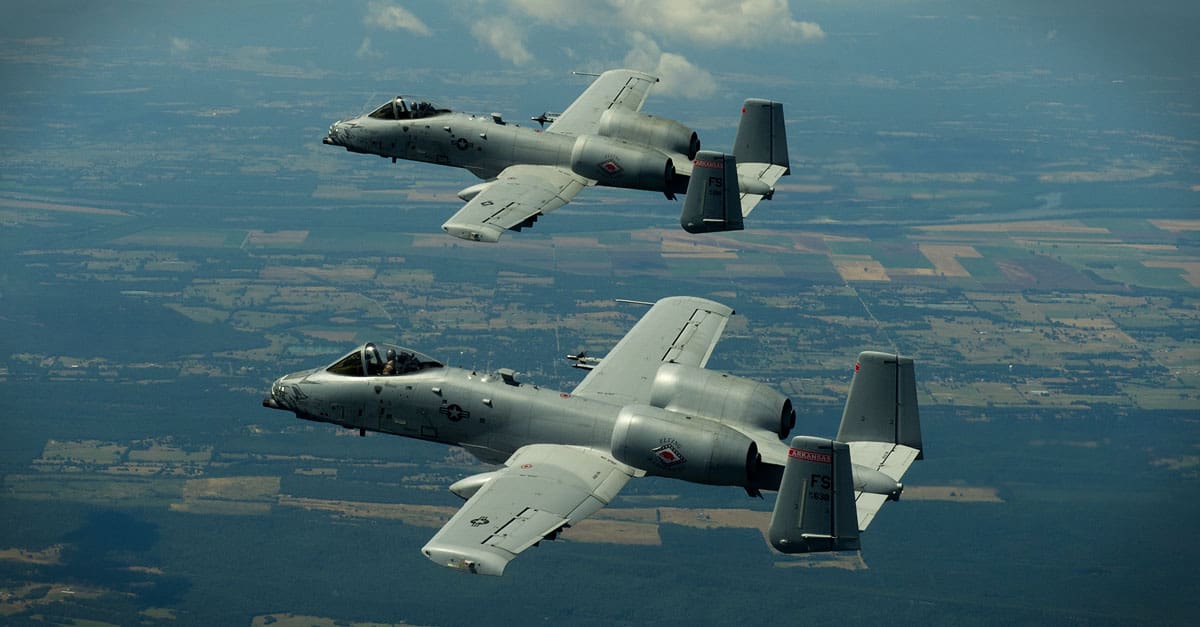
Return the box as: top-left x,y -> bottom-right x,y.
599,159 -> 622,175
651,442 -> 686,467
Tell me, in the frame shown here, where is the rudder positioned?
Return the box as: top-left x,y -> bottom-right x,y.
733,98 -> 789,172
768,435 -> 860,553
836,351 -> 924,457
680,150 -> 744,234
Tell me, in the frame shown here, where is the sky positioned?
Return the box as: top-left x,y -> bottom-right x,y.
6,0 -> 1198,97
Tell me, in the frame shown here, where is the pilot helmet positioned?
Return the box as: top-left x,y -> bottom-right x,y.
386,349 -> 397,361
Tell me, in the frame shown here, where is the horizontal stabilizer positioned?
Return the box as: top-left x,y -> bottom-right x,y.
735,162 -> 788,217
768,436 -> 860,554
848,442 -> 920,530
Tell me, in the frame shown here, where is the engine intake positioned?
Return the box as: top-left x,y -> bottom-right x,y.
650,363 -> 795,439
610,404 -> 759,487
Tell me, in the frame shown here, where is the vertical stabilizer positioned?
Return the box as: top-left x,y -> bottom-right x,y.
836,351 -> 923,458
768,436 -> 860,553
680,150 -> 744,234
733,99 -> 789,173
731,99 -> 789,216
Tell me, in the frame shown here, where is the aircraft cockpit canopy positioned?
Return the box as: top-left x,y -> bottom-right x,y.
326,342 -> 443,377
367,97 -> 449,121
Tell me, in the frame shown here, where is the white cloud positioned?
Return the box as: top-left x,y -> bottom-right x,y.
508,0 -> 589,24
365,1 -> 431,35
458,0 -> 821,94
170,36 -> 192,55
500,0 -> 823,47
622,32 -> 662,74
614,0 -> 824,46
653,53 -> 718,99
471,18 -> 533,65
356,37 -> 382,60
796,20 -> 825,41
623,32 -> 716,99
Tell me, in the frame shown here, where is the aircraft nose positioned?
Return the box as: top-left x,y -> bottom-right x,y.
322,121 -> 343,146
262,376 -> 291,411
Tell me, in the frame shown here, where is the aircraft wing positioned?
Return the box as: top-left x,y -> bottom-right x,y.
546,69 -> 659,137
421,444 -> 634,576
848,441 -> 922,530
441,165 -> 591,242
570,296 -> 734,404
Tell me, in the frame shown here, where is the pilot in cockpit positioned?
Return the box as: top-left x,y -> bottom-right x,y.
366,97 -> 443,121
364,343 -> 384,376
383,348 -> 421,376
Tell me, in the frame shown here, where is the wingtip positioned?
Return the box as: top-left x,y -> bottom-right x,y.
421,542 -> 510,576
442,222 -> 504,243
653,295 -> 735,317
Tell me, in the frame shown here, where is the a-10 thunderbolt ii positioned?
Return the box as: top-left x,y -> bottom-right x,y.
264,297 -> 925,576
322,69 -> 790,242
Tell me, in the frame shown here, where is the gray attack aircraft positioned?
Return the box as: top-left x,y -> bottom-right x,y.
322,69 -> 790,242
264,297 -> 925,576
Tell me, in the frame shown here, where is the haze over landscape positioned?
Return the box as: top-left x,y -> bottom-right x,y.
1,1 -> 1197,624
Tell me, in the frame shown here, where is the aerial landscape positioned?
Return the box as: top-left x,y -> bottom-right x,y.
1,1 -> 1197,625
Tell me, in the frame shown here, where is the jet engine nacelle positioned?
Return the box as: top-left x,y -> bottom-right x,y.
570,135 -> 676,193
610,404 -> 759,487
649,363 -> 795,439
597,108 -> 700,160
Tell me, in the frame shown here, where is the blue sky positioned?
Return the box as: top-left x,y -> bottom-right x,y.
6,0 -> 1197,98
